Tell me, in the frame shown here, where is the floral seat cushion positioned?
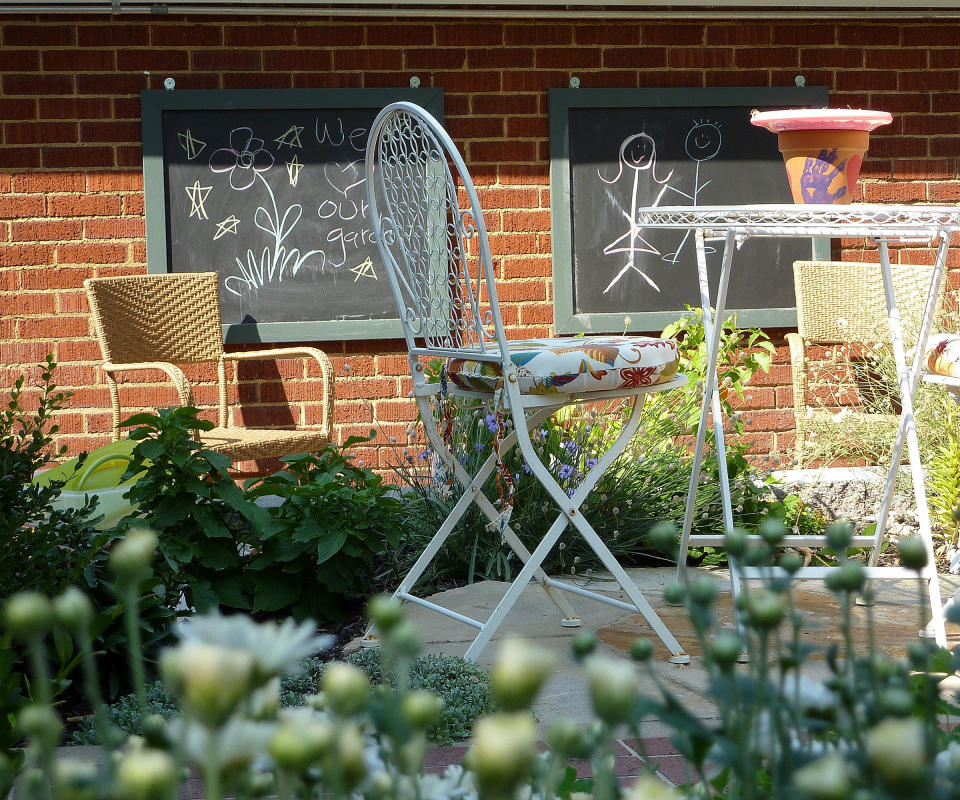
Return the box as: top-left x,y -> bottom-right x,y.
446,335 -> 680,395
925,333 -> 960,379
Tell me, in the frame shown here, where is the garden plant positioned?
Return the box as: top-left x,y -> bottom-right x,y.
4,521 -> 960,800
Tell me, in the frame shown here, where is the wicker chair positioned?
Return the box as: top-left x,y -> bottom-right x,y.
787,260 -> 939,465
85,272 -> 334,463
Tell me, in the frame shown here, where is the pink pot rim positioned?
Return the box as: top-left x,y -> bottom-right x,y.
750,108 -> 893,133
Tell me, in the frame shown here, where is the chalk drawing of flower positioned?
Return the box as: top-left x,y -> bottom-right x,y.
210,127 -> 275,190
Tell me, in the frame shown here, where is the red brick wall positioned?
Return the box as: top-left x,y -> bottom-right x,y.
2,16 -> 958,469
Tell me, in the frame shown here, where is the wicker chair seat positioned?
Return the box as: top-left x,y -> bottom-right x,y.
85,272 -> 335,465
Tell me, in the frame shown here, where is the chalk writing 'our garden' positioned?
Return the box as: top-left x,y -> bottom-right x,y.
193,116 -> 388,299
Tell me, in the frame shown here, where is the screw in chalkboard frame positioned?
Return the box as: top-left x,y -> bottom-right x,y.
409,76 -> 421,88
163,77 -> 176,90
569,76 -> 581,89
794,75 -> 806,87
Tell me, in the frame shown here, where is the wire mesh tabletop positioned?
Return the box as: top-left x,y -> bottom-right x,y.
636,204 -> 960,239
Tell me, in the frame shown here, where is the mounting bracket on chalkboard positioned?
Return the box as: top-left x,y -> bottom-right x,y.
163,77 -> 175,90
795,75 -> 806,87
410,76 -> 421,88
569,76 -> 580,89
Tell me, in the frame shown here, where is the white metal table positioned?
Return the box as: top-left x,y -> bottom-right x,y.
636,204 -> 960,646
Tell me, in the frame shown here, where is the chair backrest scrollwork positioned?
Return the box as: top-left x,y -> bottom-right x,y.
366,102 -> 504,357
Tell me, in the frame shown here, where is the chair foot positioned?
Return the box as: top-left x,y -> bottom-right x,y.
918,626 -> 937,639
360,633 -> 381,648
561,616 -> 582,628
737,650 -> 750,664
669,652 -> 691,665
854,594 -> 874,607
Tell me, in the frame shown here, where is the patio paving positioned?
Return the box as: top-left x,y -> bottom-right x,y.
356,565 -> 960,786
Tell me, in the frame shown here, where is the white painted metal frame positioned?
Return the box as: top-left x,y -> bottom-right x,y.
636,204 -> 960,646
365,101 -> 690,663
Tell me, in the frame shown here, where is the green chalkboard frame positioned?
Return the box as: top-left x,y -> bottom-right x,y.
549,86 -> 831,334
142,87 -> 444,344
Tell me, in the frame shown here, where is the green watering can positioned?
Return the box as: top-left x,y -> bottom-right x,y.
33,439 -> 144,530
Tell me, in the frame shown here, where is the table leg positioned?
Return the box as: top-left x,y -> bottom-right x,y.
873,237 -> 948,646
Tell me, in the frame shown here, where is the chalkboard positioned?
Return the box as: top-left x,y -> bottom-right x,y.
549,87 -> 830,333
142,88 -> 444,343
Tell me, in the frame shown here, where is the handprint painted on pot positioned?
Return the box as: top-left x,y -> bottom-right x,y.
800,147 -> 849,204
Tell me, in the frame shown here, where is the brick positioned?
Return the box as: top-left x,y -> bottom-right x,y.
434,23 -> 502,47
735,47 -> 798,69
837,25 -> 901,47
643,24 -> 704,46
0,340 -> 56,365
43,49 -> 115,72
502,210 -> 551,232
0,243 -> 55,267
0,195 -> 44,219
471,93 -> 537,116
47,193 -> 123,217
866,48 -> 927,70
468,139 -> 537,164
404,49 -> 467,70
9,292 -> 57,315
58,290 -> 89,314
117,50 -> 189,72
901,25 -> 950,47
43,147 -> 115,169
38,96 -> 112,120
0,49 -> 40,72
77,73 -> 147,96
603,47 -> 668,69
639,69 -> 704,88
369,24 -> 433,46
19,315 -> 89,339
706,24 -> 771,45
3,73 -> 74,96
83,218 -> 144,239
334,49 -> 402,71
835,70 -> 898,92
12,220 -> 83,242
800,48 -> 863,69
900,71 -> 959,92
446,116 -> 504,140
771,23 -> 836,46
263,51 -> 333,72
577,24 -> 642,46
87,172 -> 143,192
475,187 -> 539,208
467,47 -> 534,69
0,98 -> 37,120
536,46 -> 601,69
505,24 -> 575,45
56,339 -> 102,362
296,24 -> 365,47
56,242 -> 129,264
80,121 -> 140,143
5,24 -> 76,46
192,49 -> 262,71
5,122 -> 78,145
150,23 -> 222,46
502,70 -> 568,92
224,25 -> 295,46
505,116 -> 548,139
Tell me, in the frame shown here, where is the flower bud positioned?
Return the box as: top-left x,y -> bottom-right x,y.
337,723 -> 367,789
490,638 -> 555,711
624,775 -> 683,800
468,713 -> 537,797
323,662 -> 370,716
110,528 -> 158,583
779,553 -> 804,574
53,758 -> 98,800
646,521 -> 678,556
688,577 -> 719,607
546,719 -> 592,759
745,589 -> 783,630
629,638 -> 654,663
866,718 -> 926,788
269,713 -> 335,770
17,704 -> 63,749
140,715 -> 170,749
663,583 -> 686,606
385,620 -> 422,657
248,677 -> 281,720
179,642 -> 254,726
758,516 -> 788,546
825,520 -> 854,552
571,631 -> 596,661
898,536 -> 928,571
877,688 -> 914,718
402,690 -> 444,729
52,588 -> 93,633
367,595 -> 404,634
834,560 -> 866,594
4,592 -> 52,638
792,753 -> 851,800
724,527 -> 750,558
116,748 -> 177,800
744,542 -> 773,567
709,631 -> 742,669
585,656 -> 637,726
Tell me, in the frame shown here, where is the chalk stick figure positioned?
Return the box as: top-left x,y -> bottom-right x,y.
600,132 -> 674,294
662,119 -> 722,264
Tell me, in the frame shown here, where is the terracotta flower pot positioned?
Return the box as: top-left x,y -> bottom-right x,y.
751,109 -> 893,205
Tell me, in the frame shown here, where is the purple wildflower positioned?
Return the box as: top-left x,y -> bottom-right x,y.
559,464 -> 575,480
485,413 -> 499,433
566,488 -> 577,498
586,457 -> 599,470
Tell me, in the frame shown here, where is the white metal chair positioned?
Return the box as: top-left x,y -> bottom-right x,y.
364,101 -> 690,663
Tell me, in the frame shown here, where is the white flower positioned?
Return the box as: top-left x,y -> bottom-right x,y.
169,717 -> 276,771
782,674 -> 836,714
176,612 -> 332,683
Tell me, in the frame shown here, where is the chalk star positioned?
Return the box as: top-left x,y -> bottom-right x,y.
275,124 -> 304,149
286,155 -> 303,187
351,257 -> 377,281
177,129 -> 206,160
213,214 -> 240,240
185,180 -> 212,220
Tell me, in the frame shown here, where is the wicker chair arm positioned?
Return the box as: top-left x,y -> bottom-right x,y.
222,347 -> 335,435
101,361 -> 193,440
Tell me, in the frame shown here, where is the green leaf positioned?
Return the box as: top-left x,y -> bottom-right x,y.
251,570 -> 302,613
315,530 -> 348,565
